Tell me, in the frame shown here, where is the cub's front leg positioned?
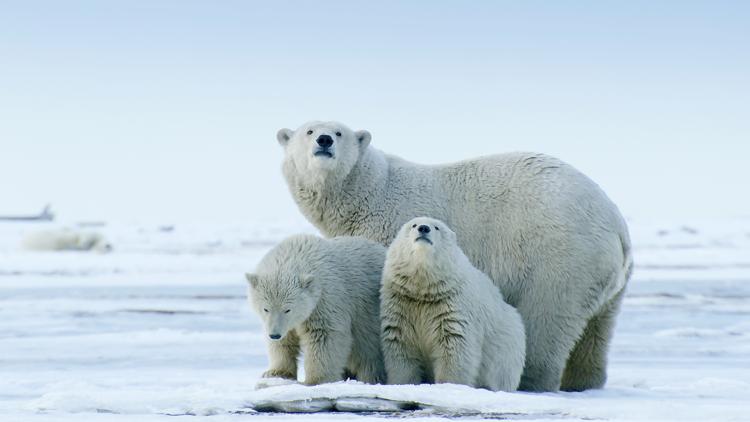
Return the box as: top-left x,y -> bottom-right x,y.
381,300 -> 423,385
262,330 -> 300,380
302,324 -> 353,385
432,316 -> 480,387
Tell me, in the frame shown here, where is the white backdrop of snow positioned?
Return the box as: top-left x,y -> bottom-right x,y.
1,218 -> 749,421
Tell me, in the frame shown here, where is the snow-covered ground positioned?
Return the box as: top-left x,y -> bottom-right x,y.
1,217 -> 749,421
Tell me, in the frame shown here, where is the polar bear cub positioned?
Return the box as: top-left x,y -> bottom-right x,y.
381,217 -> 526,391
246,234 -> 386,385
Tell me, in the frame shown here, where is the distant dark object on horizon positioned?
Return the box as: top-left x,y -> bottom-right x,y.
0,205 -> 54,222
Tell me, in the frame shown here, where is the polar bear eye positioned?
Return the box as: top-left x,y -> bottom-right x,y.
434,226 -> 440,231
263,308 -> 269,313
335,131 -> 342,137
306,130 -> 313,135
412,224 -> 417,228
284,309 -> 291,314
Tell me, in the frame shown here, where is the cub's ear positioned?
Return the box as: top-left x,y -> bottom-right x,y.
245,273 -> 259,289
355,130 -> 371,150
276,128 -> 294,147
299,273 -> 314,289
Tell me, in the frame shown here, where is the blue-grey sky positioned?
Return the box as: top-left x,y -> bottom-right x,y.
1,1 -> 748,223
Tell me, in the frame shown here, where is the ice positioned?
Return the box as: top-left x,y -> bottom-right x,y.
1,217 -> 749,421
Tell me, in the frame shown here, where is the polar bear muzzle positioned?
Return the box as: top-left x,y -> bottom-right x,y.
414,225 -> 433,245
313,134 -> 335,158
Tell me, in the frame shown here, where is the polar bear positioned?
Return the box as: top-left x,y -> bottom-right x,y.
22,229 -> 112,252
245,234 -> 386,385
276,121 -> 633,392
381,217 -> 526,391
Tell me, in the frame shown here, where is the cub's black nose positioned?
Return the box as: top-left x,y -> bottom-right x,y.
316,135 -> 333,148
269,334 -> 281,340
417,225 -> 431,234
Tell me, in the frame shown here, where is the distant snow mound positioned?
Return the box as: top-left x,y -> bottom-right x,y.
22,229 -> 112,253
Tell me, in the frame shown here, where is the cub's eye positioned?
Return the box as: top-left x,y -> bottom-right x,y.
306,130 -> 313,135
434,226 -> 440,231
263,308 -> 269,313
335,131 -> 342,137
412,224 -> 417,228
284,309 -> 291,314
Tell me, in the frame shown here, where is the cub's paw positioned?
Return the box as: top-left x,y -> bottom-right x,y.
262,369 -> 296,380
255,376 -> 299,390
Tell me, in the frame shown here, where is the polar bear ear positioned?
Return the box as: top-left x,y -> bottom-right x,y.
299,273 -> 314,289
355,130 -> 371,149
277,128 -> 294,147
245,273 -> 259,289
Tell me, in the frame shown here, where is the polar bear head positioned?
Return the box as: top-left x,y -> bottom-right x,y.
78,233 -> 113,253
245,272 -> 321,341
277,121 -> 371,186
387,216 -> 459,276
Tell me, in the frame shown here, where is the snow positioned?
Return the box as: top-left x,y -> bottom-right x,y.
1,218 -> 749,421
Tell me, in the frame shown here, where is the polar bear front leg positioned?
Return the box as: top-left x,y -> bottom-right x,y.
432,321 -> 480,387
302,327 -> 352,385
382,339 -> 423,384
262,330 -> 300,380
381,318 -> 423,384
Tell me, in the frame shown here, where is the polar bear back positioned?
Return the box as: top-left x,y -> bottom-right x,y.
342,151 -> 630,306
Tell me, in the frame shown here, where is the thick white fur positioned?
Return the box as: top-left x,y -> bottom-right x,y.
246,234 -> 386,385
278,121 -> 633,391
22,229 -> 112,252
381,217 -> 526,391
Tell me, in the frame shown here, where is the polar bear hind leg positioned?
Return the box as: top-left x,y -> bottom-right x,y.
516,268 -> 596,392
518,308 -> 589,392
560,288 -> 625,392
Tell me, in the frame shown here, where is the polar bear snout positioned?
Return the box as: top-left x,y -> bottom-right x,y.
313,134 -> 335,158
414,225 -> 434,245
316,134 -> 334,148
269,333 -> 282,340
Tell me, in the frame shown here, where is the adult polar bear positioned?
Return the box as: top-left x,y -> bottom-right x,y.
276,121 -> 633,392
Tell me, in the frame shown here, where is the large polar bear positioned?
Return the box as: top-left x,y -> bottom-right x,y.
381,217 -> 526,391
277,121 -> 633,392
246,234 -> 386,385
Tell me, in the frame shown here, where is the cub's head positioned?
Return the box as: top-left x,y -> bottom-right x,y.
277,121 -> 371,185
245,272 -> 321,341
388,217 -> 458,271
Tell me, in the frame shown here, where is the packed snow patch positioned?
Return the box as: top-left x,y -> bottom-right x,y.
1,217 -> 749,421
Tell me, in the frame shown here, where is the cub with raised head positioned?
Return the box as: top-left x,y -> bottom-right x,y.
246,234 -> 386,385
381,217 -> 526,392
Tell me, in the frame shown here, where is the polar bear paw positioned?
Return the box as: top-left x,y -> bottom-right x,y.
255,376 -> 299,390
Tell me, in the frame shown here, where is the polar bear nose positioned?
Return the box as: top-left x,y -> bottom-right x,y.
417,225 -> 431,234
269,334 -> 281,340
316,135 -> 334,148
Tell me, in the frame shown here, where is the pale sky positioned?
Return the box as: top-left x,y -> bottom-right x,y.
1,1 -> 748,224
